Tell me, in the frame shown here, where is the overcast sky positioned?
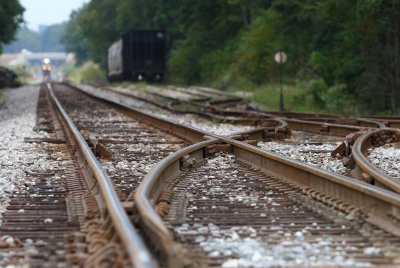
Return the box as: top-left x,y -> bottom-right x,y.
19,0 -> 88,31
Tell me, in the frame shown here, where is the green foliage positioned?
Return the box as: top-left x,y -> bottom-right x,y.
65,61 -> 106,85
0,0 -> 24,53
4,23 -> 67,53
242,81 -> 323,113
233,10 -> 284,85
168,41 -> 202,84
7,65 -> 34,84
39,24 -> 66,52
76,0 -> 120,67
62,8 -> 91,64
64,0 -> 400,114
293,79 -> 327,110
4,25 -> 40,52
320,84 -> 359,114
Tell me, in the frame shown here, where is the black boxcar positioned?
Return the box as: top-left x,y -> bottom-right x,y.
107,30 -> 166,82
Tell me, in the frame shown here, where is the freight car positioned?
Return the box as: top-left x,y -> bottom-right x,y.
107,30 -> 166,82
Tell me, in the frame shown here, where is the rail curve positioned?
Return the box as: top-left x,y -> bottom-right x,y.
352,128 -> 400,193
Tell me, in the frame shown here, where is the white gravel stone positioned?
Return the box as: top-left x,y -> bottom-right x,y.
177,224 -> 370,268
368,144 -> 400,181
173,153 -> 376,267
257,139 -> 347,175
0,85 -> 40,224
44,218 -> 53,223
363,247 -> 381,256
75,84 -> 254,136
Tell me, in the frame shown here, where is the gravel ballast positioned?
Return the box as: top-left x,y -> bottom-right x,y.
368,144 -> 400,181
257,141 -> 347,175
76,84 -> 254,136
173,154 -> 377,267
0,85 -> 40,224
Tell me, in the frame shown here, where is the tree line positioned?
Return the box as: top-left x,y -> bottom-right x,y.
0,0 -> 24,54
63,0 -> 400,114
4,24 -> 66,53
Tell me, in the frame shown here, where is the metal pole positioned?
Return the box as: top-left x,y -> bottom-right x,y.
279,64 -> 285,112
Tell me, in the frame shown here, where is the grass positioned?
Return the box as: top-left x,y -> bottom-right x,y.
65,61 -> 107,85
227,81 -> 322,113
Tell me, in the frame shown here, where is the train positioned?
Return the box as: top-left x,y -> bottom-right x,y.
107,30 -> 166,82
41,57 -> 52,82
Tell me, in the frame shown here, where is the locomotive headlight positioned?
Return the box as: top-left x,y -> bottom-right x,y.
43,58 -> 51,64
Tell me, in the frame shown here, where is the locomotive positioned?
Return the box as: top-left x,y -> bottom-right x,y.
107,30 -> 166,82
41,58 -> 52,82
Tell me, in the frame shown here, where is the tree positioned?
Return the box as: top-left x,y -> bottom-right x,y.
62,7 -> 91,64
0,0 -> 24,53
4,25 -> 41,53
77,0 -> 120,67
62,0 -> 400,113
39,23 -> 66,52
5,23 -> 67,53
356,0 -> 400,113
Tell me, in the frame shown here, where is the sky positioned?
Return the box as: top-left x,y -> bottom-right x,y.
19,0 -> 88,31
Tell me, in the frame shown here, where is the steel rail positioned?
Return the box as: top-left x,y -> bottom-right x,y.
352,128 -> 400,193
355,118 -> 385,128
376,119 -> 400,129
294,118 -> 385,129
135,132 -> 400,267
135,139 -> 218,267
68,83 -> 381,139
283,118 -> 369,136
62,82 -> 287,143
64,82 -> 208,142
61,83 -> 400,265
85,83 -> 279,126
234,110 -> 386,129
258,110 -> 346,119
247,111 -> 379,137
46,83 -> 155,268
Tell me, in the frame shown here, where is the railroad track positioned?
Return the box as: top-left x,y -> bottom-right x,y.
66,83 -> 266,136
0,83 -> 174,267
3,82 -> 400,267
0,87 -> 87,267
71,83 -> 400,191
85,84 -> 399,267
52,84 -> 191,199
135,135 -> 400,267
351,128 -> 400,193
168,155 -> 397,267
46,82 -> 275,267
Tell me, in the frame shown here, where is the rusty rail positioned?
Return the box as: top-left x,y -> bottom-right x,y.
62,82 -> 289,143
135,139 -> 217,267
304,117 -> 385,128
60,82 -> 400,265
352,128 -> 400,193
69,83 -> 388,139
283,118 -> 371,137
372,119 -> 400,129
46,83 -> 155,268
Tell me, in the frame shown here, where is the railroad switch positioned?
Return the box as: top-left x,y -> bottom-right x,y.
180,154 -> 198,171
331,131 -> 364,158
87,136 -> 113,160
275,127 -> 291,140
205,143 -> 232,154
